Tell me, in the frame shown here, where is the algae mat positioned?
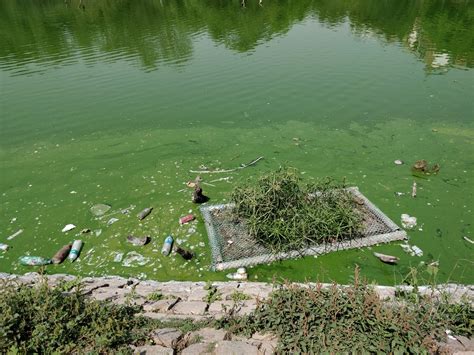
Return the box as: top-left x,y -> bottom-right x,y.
0,0 -> 473,284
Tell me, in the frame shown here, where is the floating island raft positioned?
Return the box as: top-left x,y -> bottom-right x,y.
201,187 -> 407,271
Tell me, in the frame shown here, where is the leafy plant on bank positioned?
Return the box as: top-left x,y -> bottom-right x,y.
216,268 -> 473,353
0,279 -> 154,353
231,167 -> 363,253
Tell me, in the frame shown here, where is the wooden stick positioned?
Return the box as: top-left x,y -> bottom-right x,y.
190,156 -> 264,174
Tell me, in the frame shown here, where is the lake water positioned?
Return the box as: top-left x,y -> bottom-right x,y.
1,0 -> 473,284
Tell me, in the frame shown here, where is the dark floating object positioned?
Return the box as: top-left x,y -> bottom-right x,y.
373,252 -> 399,265
192,186 -> 208,204
412,160 -> 440,175
52,244 -> 72,264
81,228 -> 91,234
175,245 -> 194,260
127,235 -> 150,246
138,207 -> 153,220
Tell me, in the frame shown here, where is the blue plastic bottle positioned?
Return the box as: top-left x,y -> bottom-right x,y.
162,236 -> 173,256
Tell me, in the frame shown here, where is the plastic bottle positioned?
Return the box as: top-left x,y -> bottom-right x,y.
19,256 -> 51,266
68,240 -> 83,262
162,236 -> 173,256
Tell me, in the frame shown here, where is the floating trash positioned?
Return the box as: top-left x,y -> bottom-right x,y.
7,229 -> 23,240
52,244 -> 72,264
90,204 -> 111,217
94,229 -> 102,237
127,235 -> 150,246
113,252 -> 124,263
400,243 -> 423,256
394,160 -> 404,165
162,236 -> 174,256
107,218 -> 119,226
81,228 -> 91,234
122,251 -> 150,267
138,207 -> 153,220
175,245 -> 194,260
68,240 -> 83,262
373,252 -> 399,264
19,256 -> 51,266
401,214 -> 417,229
62,224 -> 76,233
179,214 -> 195,225
0,243 -> 9,251
463,236 -> 474,244
226,267 -> 248,280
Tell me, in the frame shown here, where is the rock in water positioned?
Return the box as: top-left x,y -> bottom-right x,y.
138,207 -> 153,220
90,204 -> 111,217
127,235 -> 150,246
52,244 -> 72,264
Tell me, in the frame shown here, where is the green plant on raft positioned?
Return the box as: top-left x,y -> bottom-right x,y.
231,167 -> 363,253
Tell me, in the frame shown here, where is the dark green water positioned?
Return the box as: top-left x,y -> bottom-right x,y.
1,0 -> 473,284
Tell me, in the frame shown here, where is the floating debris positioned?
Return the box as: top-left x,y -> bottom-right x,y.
411,181 -> 417,198
190,156 -> 264,174
401,214 -> 417,229
127,235 -> 150,246
90,203 -> 111,217
0,243 -> 9,251
226,267 -> 248,280
373,252 -> 399,264
138,207 -> 153,220
175,245 -> 194,260
19,256 -> 51,266
394,159 -> 404,165
113,252 -> 124,263
122,251 -> 149,267
52,244 -> 72,264
94,229 -> 102,237
394,192 -> 405,197
81,228 -> 91,234
463,236 -> 474,244
7,229 -> 23,240
107,217 -> 119,226
162,236 -> 174,256
192,185 -> 208,204
62,224 -> 76,233
179,214 -> 195,225
411,245 -> 423,256
400,243 -> 423,256
412,160 -> 440,175
68,240 -> 83,262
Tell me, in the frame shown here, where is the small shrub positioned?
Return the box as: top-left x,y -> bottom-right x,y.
217,268 -> 473,353
147,292 -> 163,301
227,290 -> 251,302
0,279 -> 155,353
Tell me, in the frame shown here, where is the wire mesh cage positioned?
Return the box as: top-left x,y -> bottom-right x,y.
201,187 -> 407,271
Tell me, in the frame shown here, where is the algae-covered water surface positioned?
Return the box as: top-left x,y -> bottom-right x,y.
1,0 -> 473,284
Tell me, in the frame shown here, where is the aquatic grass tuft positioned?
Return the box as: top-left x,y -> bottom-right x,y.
231,168 -> 363,253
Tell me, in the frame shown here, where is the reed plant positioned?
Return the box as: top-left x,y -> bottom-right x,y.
231,168 -> 363,253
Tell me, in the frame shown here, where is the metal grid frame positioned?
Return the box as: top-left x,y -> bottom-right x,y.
201,187 -> 407,271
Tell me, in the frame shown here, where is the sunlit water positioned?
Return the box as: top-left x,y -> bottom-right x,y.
1,0 -> 473,284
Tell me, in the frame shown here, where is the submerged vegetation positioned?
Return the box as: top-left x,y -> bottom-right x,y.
218,269 -> 473,353
231,168 -> 363,253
